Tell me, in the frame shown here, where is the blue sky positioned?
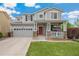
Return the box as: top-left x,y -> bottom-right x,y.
0,3 -> 79,24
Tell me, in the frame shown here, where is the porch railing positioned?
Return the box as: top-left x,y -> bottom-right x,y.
50,31 -> 64,39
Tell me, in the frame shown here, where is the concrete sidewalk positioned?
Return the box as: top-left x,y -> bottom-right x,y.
0,37 -> 32,56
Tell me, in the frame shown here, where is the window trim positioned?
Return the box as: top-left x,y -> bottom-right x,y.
51,12 -> 58,19
26,15 -> 27,21
39,14 -> 43,18
54,13 -> 57,19
31,15 -> 32,21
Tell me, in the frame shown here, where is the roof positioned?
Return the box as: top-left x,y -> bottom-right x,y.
0,11 -> 11,20
32,7 -> 63,14
23,7 -> 63,15
15,7 -> 63,18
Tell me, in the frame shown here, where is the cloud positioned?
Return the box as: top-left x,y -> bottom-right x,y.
3,3 -> 17,9
0,3 -> 20,21
62,11 -> 79,24
35,5 -> 40,8
68,11 -> 79,18
62,11 -> 79,19
10,15 -> 16,20
24,0 -> 41,8
24,3 -> 41,8
24,3 -> 35,7
24,0 -> 39,7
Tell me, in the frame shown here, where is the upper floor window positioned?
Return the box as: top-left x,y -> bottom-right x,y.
31,15 -> 32,21
17,19 -> 20,21
54,13 -> 57,19
51,13 -> 53,19
39,14 -> 43,18
26,15 -> 27,21
51,13 -> 57,19
44,12 -> 46,15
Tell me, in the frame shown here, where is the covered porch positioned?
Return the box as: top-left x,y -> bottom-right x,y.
33,20 -> 67,39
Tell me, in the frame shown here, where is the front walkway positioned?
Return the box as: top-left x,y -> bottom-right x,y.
0,37 -> 32,56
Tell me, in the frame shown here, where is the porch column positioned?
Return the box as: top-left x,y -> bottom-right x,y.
33,22 -> 37,37
63,21 -> 68,39
46,22 -> 51,39
47,22 -> 51,31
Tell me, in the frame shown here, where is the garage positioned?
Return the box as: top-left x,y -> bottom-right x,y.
13,27 -> 33,37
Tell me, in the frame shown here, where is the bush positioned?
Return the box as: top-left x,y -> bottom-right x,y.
67,28 -> 79,39
0,32 -> 3,38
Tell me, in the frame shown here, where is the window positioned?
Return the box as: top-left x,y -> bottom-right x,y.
54,13 -> 57,19
51,25 -> 54,31
51,13 -> 53,19
51,24 -> 61,31
39,14 -> 43,18
17,19 -> 20,21
31,15 -> 32,21
26,15 -> 27,21
44,12 -> 46,15
51,13 -> 57,19
14,28 -> 16,30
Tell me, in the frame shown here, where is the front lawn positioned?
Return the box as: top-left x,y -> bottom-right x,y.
27,42 -> 79,56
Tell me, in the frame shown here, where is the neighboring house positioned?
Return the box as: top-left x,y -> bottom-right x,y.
11,8 -> 67,39
0,11 -> 11,37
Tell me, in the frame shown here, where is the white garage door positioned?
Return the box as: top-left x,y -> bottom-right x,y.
13,28 -> 33,37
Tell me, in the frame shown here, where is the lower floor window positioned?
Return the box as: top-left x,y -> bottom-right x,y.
51,25 -> 61,31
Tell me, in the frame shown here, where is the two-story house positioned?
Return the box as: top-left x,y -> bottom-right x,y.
11,8 -> 67,39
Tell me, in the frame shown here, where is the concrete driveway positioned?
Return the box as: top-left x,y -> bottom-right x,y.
0,37 -> 32,56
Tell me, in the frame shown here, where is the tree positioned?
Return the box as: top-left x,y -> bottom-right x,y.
67,22 -> 75,28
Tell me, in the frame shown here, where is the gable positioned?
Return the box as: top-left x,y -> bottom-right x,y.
33,8 -> 63,14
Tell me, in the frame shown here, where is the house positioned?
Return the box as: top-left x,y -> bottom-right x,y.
11,8 -> 67,39
0,11 -> 11,37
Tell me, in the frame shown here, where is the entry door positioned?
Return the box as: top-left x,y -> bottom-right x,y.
38,26 -> 43,35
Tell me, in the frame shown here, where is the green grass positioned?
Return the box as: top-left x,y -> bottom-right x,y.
27,42 -> 79,56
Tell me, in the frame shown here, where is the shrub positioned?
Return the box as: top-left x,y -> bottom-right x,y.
67,28 -> 79,39
0,32 -> 3,38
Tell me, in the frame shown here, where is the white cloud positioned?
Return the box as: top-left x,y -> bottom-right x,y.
62,12 -> 68,15
24,0 -> 39,7
24,0 -> 41,8
62,11 -> 79,24
24,3 -> 41,8
16,12 -> 20,14
10,15 -> 16,20
68,11 -> 79,18
0,3 -> 20,20
3,3 -> 17,9
62,11 -> 79,19
24,3 -> 35,7
35,5 -> 40,8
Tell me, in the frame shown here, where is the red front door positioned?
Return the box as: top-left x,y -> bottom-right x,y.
38,27 -> 43,35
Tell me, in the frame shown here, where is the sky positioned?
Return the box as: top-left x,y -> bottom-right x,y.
0,3 -> 79,24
